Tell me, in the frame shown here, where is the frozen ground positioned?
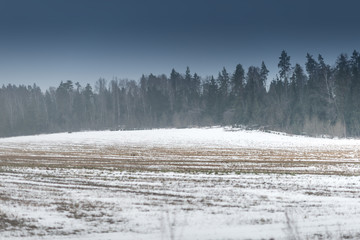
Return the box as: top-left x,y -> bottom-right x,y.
1,127 -> 360,239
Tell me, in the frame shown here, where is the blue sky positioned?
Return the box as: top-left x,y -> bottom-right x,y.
1,0 -> 360,90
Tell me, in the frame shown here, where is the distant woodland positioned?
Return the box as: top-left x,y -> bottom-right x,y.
1,50 -> 360,138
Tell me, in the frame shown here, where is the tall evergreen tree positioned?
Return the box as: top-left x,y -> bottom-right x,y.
231,64 -> 245,98
278,50 -> 291,89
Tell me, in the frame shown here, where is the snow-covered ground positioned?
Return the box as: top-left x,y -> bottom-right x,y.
1,127 -> 360,239
1,127 -> 360,150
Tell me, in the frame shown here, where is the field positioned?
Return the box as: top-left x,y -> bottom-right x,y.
1,127 -> 360,239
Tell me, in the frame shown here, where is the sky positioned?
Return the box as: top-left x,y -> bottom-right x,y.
0,0 -> 360,90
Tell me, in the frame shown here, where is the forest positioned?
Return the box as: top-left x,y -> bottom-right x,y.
1,50 -> 360,138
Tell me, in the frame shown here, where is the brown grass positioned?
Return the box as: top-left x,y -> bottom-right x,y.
1,144 -> 360,175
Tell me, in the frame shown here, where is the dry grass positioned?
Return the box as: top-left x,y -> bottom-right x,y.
1,145 -> 359,176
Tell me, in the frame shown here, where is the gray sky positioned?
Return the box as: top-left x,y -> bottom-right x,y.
1,0 -> 359,90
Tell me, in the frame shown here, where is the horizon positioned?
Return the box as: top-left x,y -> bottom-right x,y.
1,49 -> 358,92
1,0 -> 360,90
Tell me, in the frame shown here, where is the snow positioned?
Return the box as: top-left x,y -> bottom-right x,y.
1,127 -> 360,239
1,127 -> 359,150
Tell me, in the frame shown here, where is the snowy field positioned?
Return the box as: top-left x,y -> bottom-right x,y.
1,127 -> 360,239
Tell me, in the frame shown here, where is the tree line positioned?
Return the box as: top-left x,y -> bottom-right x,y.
1,50 -> 360,138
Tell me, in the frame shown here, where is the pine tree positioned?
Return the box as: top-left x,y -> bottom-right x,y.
231,64 -> 245,98
278,50 -> 291,90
